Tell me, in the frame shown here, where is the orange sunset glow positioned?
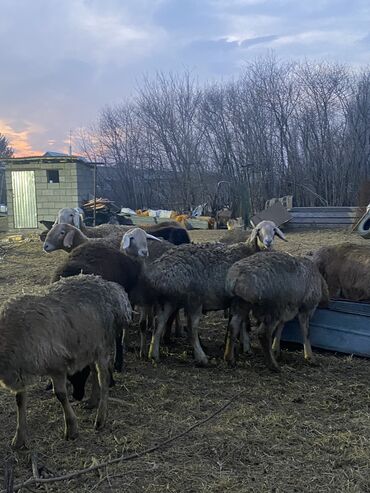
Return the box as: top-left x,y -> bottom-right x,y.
0,120 -> 42,157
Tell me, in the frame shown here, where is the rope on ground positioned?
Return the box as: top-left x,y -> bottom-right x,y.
6,388 -> 246,493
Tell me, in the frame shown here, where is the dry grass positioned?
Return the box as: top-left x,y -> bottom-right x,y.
0,229 -> 369,492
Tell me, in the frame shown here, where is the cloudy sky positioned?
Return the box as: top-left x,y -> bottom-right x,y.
0,0 -> 369,156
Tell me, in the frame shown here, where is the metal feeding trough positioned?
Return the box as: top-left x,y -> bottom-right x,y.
281,300 -> 370,357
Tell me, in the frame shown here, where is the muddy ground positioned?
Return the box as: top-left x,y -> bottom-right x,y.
0,228 -> 369,492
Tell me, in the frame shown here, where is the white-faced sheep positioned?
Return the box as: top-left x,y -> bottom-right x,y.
120,228 -> 183,355
312,242 -> 370,301
55,207 -> 84,228
0,274 -> 132,449
145,221 -> 287,366
219,220 -> 286,246
225,251 -> 329,371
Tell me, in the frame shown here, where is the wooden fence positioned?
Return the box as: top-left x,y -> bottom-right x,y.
287,207 -> 360,229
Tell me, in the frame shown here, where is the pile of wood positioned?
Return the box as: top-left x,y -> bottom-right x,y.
82,198 -> 119,213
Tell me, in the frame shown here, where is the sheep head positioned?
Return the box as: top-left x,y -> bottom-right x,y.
249,220 -> 287,250
120,228 -> 161,257
43,223 -> 78,253
54,207 -> 83,229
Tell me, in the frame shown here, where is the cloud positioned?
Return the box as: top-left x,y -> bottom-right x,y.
0,120 -> 43,157
241,34 -> 280,47
0,0 -> 369,155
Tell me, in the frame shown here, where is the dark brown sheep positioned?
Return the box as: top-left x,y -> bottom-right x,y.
51,242 -> 142,373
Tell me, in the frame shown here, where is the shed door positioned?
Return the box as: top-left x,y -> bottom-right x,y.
11,171 -> 38,228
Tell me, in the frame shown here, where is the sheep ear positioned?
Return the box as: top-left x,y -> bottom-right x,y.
274,227 -> 287,242
72,210 -> 81,228
249,227 -> 259,242
121,233 -> 131,250
145,233 -> 162,242
63,230 -> 75,249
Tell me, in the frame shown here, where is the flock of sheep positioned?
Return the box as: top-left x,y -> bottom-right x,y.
0,207 -> 369,449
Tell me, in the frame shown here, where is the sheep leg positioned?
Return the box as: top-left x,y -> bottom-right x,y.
52,374 -> 79,440
271,322 -> 285,358
114,328 -> 124,372
94,360 -> 110,430
84,366 -> 100,409
12,391 -> 27,449
163,311 -> 177,345
239,316 -> 251,355
139,306 -> 149,359
174,310 -> 185,338
149,303 -> 174,362
186,311 -> 192,343
190,306 -> 208,366
258,321 -> 280,372
298,313 -> 314,362
224,313 -> 242,366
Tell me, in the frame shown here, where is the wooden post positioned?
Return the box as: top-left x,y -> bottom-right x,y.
93,162 -> 97,227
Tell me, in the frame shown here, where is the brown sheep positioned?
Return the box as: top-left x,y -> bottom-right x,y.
146,221 -> 287,366
0,274 -> 132,449
312,243 -> 370,301
225,251 -> 329,371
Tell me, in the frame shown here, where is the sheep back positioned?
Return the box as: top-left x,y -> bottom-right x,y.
147,242 -> 257,309
82,222 -> 190,245
51,242 -> 142,296
312,242 -> 370,301
226,251 -> 328,319
0,275 -> 132,391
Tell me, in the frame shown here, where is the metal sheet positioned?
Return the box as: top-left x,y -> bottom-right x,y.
11,171 -> 38,228
282,301 -> 370,357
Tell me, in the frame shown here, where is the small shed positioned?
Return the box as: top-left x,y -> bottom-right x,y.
3,153 -> 94,230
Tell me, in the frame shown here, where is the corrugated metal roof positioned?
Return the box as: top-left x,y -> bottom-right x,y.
43,151 -> 70,157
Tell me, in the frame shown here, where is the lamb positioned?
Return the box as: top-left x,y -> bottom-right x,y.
0,274 -> 132,448
146,221 -> 287,366
312,243 -> 370,301
225,251 -> 329,371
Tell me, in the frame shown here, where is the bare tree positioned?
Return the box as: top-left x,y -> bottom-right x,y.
78,59 -> 370,212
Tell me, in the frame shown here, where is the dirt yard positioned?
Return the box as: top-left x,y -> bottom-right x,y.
0,229 -> 369,492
